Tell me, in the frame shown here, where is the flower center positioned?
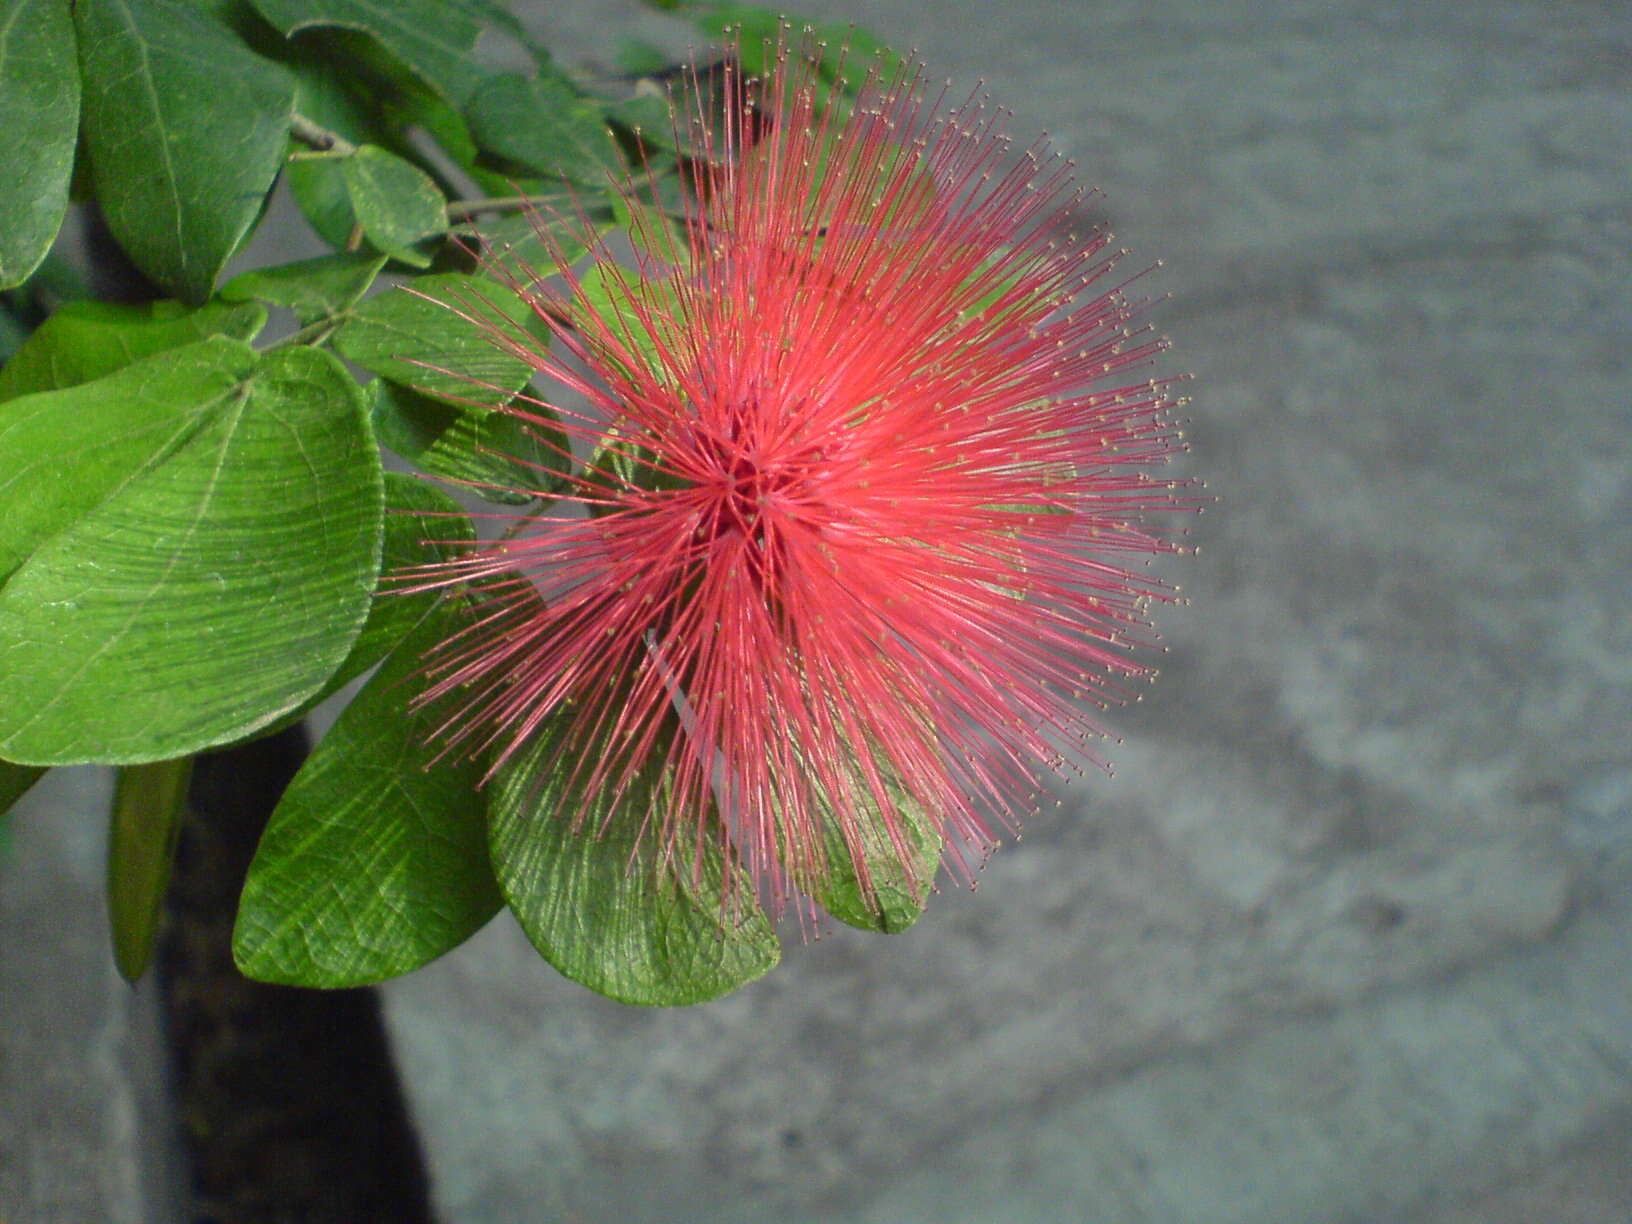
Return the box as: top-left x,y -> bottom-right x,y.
684,410 -> 826,588
702,450 -> 799,569
720,453 -> 775,535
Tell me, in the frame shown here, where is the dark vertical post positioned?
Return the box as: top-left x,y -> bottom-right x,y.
159,725 -> 436,1223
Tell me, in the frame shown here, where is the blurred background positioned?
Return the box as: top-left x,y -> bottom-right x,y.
5,0 -> 1629,1220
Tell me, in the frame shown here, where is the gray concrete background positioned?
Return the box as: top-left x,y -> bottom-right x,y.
4,0 -> 1629,1220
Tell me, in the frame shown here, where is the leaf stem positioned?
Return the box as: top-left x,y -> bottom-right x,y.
264,316 -> 345,352
444,167 -> 668,222
445,195 -> 552,221
289,111 -> 359,157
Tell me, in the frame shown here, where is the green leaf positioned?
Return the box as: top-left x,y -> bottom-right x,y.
808,20 -> 905,90
464,207 -> 608,289
14,249 -> 90,306
0,0 -> 80,289
0,298 -> 268,402
612,39 -> 673,79
403,96 -> 515,198
250,0 -> 488,105
0,250 -> 90,366
170,0 -> 262,28
370,380 -> 568,505
249,472 -> 476,736
0,309 -> 28,368
443,0 -> 552,69
341,144 -> 448,267
690,3 -> 781,74
220,251 -> 387,327
0,335 -> 260,581
335,472 -> 475,685
107,756 -> 191,981
0,343 -> 383,764
602,92 -> 685,155
490,712 -> 780,1006
233,598 -> 501,986
286,25 -> 513,203
0,758 -> 46,817
286,156 -> 360,252
466,71 -> 622,187
283,51 -> 380,248
333,272 -> 535,409
689,8 -> 900,96
572,261 -> 681,377
812,782 -> 941,933
75,0 -> 295,302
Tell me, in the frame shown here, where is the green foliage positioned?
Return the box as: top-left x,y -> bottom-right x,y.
1,0 -> 911,1004
0,341 -> 382,763
0,299 -> 267,402
0,0 -> 80,289
251,0 -> 490,105
76,0 -> 295,302
613,39 -> 673,78
234,597 -> 502,986
0,337 -> 262,582
463,207 -> 611,289
282,58 -> 383,248
370,381 -> 570,504
107,757 -> 192,981
0,759 -> 46,818
333,473 -> 477,688
332,272 -> 538,407
221,251 -> 388,327
251,472 -> 480,738
490,711 -> 780,1006
813,781 -> 942,933
465,70 -> 623,186
340,145 -> 449,266
571,261 -> 686,379
689,4 -> 905,88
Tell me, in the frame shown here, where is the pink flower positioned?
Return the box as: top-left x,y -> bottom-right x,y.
414,37 -> 1190,918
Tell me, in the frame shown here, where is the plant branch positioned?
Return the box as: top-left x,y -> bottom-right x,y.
264,316 -> 345,352
289,112 -> 359,157
445,195 -> 553,222
444,166 -> 674,223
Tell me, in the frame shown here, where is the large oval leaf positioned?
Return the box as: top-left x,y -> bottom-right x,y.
0,345 -> 382,764
490,711 -> 780,1006
465,71 -> 621,187
0,335 -> 260,581
234,599 -> 500,986
0,0 -> 80,289
76,0 -> 295,302
252,472 -> 478,737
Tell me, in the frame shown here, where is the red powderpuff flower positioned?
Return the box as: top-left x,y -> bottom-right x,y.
413,37 -> 1190,919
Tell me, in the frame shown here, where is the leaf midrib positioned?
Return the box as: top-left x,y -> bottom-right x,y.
0,381 -> 254,743
103,0 -> 191,280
